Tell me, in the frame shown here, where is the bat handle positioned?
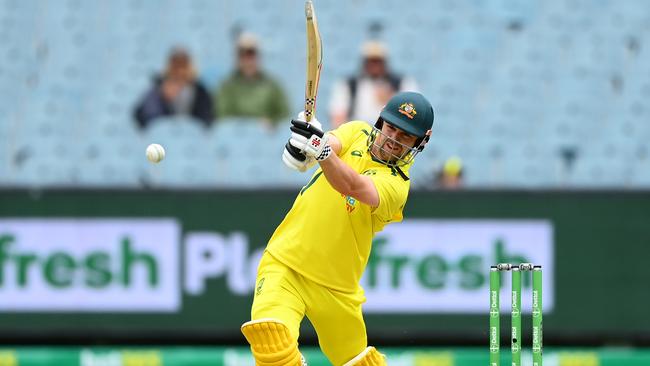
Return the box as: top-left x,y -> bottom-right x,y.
304,110 -> 313,122
304,98 -> 315,122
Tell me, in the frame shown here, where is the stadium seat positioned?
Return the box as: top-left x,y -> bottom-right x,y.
0,0 -> 648,188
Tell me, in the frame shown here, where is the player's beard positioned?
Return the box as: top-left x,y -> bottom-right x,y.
368,126 -> 419,167
371,135 -> 406,163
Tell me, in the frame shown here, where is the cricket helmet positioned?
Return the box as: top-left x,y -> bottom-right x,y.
368,91 -> 435,167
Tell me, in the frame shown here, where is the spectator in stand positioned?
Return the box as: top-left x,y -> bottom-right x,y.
215,32 -> 290,128
329,40 -> 418,128
435,156 -> 464,189
134,47 -> 214,129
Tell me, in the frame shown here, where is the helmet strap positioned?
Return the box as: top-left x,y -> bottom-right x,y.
415,129 -> 432,152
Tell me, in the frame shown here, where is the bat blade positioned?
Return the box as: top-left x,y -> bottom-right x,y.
304,0 -> 322,123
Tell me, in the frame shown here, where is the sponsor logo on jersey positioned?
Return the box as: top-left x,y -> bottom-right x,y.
342,195 -> 357,213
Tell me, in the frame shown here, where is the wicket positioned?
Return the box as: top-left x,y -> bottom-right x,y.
490,263 -> 543,366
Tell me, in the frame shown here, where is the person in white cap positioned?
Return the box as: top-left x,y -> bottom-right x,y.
328,41 -> 418,128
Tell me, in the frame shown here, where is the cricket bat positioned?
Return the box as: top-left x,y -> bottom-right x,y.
304,0 -> 322,123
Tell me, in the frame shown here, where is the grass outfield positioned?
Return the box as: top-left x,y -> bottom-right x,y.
1,347 -> 650,365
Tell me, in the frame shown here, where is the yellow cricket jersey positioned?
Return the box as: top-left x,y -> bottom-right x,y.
266,120 -> 411,293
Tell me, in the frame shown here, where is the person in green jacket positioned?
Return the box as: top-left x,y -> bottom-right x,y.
215,32 -> 290,128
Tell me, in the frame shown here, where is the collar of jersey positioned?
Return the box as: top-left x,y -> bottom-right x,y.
368,154 -> 410,181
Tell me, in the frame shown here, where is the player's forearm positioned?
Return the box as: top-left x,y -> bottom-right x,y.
319,155 -> 361,196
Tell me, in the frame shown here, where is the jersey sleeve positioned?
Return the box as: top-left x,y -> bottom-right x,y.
328,120 -> 371,155
368,170 -> 409,230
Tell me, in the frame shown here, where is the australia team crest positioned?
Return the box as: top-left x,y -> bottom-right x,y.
398,102 -> 417,119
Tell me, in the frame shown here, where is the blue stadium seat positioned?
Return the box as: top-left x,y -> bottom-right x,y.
8,135 -> 79,187
0,0 -> 648,188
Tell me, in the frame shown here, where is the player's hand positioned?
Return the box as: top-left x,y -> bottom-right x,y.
296,111 -> 322,130
282,142 -> 316,172
289,114 -> 332,161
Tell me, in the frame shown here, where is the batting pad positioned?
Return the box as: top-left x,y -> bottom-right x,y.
342,347 -> 387,366
241,318 -> 304,366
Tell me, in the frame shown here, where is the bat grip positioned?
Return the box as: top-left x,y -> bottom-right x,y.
304,110 -> 313,122
304,97 -> 316,122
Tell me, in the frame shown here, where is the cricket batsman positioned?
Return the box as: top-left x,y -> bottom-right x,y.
241,91 -> 434,366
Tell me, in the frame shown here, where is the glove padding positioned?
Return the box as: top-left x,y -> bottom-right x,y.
289,119 -> 332,161
282,142 -> 316,172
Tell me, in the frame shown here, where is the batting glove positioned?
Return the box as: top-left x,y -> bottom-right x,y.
289,119 -> 332,161
282,142 -> 316,172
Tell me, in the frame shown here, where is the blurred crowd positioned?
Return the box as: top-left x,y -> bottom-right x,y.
134,34 -> 416,132
134,32 -> 289,130
132,32 -> 464,189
